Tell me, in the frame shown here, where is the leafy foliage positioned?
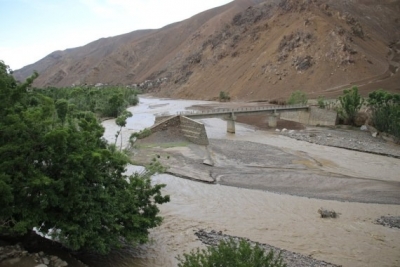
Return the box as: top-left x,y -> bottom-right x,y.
368,89 -> 400,141
177,238 -> 286,267
287,90 -> 307,105
317,96 -> 326,108
130,128 -> 152,141
115,110 -> 133,150
219,91 -> 231,102
337,86 -> 364,125
0,61 -> 169,254
36,86 -> 140,118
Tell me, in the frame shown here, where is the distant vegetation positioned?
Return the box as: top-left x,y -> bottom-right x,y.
368,89 -> 400,141
177,238 -> 286,267
0,60 -> 169,254
317,96 -> 326,108
334,86 -> 400,141
287,90 -> 307,105
337,86 -> 364,125
36,86 -> 140,118
219,91 -> 231,102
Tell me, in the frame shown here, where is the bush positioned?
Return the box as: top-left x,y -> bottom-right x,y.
177,238 -> 286,267
337,86 -> 364,125
368,89 -> 400,142
130,128 -> 152,140
219,91 -> 231,102
128,94 -> 139,106
287,90 -> 307,105
317,96 -> 326,108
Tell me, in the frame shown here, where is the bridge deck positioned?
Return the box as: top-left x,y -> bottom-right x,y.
174,104 -> 309,118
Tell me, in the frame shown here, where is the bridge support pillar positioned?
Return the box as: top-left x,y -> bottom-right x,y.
268,113 -> 279,128
226,112 -> 236,133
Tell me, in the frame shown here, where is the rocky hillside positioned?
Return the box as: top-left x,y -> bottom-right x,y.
14,0 -> 400,101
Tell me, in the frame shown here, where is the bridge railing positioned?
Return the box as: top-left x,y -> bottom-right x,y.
175,104 -> 308,116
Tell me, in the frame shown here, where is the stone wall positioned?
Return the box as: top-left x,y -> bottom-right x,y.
154,115 -> 174,124
150,115 -> 209,145
180,116 -> 209,145
308,106 -> 338,126
150,116 -> 181,133
280,107 -> 337,126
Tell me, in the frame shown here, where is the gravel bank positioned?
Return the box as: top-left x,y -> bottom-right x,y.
376,216 -> 400,229
279,127 -> 400,158
194,229 -> 341,267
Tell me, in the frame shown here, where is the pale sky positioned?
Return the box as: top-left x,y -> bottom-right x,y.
0,0 -> 233,70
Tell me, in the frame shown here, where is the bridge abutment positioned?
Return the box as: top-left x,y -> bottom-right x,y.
226,112 -> 236,133
268,113 -> 279,128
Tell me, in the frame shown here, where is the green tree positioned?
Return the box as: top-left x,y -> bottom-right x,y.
368,89 -> 400,141
0,60 -> 169,254
337,86 -> 364,125
115,110 -> 133,150
55,99 -> 69,125
287,90 -> 307,105
36,86 -> 140,118
177,238 -> 286,267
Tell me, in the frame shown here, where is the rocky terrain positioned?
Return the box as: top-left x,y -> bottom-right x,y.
279,125 -> 400,158
14,0 -> 400,101
376,216 -> 400,229
0,245 -> 70,267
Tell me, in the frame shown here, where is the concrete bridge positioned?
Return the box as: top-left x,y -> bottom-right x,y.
176,104 -> 309,133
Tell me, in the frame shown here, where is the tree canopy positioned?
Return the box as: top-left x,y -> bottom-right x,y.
368,89 -> 400,141
0,60 -> 169,254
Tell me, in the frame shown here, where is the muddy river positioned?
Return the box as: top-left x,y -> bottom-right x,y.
94,96 -> 400,267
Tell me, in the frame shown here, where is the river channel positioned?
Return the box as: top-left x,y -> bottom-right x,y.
88,96 -> 400,267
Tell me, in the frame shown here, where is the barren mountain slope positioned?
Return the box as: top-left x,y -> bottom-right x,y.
14,0 -> 400,101
13,0 -> 260,88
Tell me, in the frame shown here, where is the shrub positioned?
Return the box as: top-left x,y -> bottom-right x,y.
177,238 -> 286,267
287,90 -> 307,105
128,94 -> 139,106
337,86 -> 364,125
317,96 -> 326,108
368,89 -> 400,142
130,128 -> 152,141
219,91 -> 231,102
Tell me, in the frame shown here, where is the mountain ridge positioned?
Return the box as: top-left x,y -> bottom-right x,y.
13,0 -> 400,100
